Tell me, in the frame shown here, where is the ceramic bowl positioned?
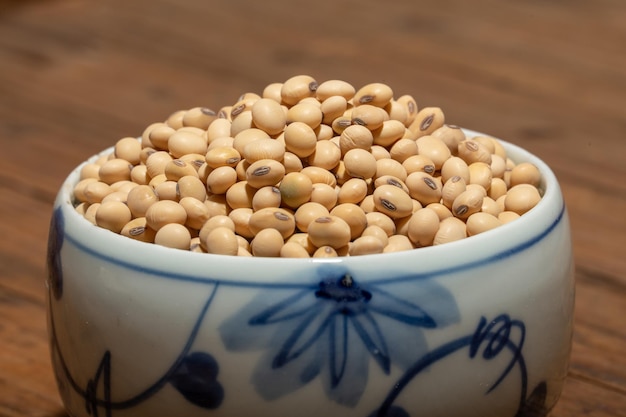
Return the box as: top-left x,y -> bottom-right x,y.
46,130 -> 574,417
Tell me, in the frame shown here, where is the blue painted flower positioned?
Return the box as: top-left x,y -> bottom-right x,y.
220,265 -> 459,407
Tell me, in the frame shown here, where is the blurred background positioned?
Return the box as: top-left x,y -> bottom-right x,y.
0,0 -> 624,415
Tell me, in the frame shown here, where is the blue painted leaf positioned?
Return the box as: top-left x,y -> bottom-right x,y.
46,208 -> 64,300
169,352 -> 224,409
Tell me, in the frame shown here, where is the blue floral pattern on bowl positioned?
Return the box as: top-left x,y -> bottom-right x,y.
219,264 -> 459,406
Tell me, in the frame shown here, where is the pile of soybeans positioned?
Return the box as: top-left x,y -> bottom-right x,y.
72,75 -> 543,257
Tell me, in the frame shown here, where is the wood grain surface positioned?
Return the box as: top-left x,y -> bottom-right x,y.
1,0 -> 625,415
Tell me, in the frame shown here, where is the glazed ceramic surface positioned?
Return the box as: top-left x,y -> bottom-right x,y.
47,131 -> 574,417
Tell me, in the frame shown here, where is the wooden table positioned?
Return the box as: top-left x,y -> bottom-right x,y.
1,0 -> 624,415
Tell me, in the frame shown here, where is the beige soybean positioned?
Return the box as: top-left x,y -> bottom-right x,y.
349,235 -> 385,256
375,158 -> 407,182
468,162 -> 493,191
261,82 -> 283,102
457,139 -> 492,165
295,202 -> 330,233
359,194 -> 376,213
245,159 -> 285,189
361,225 -> 389,247
498,211 -> 521,224
154,180 -> 179,201
164,159 -> 198,181
177,175 -> 207,201
145,200 -> 187,231
374,175 -> 409,194
203,226 -> 239,256
384,99 -> 408,125
205,146 -> 241,169
83,181 -> 112,204
95,201 -> 132,233
490,154 -> 507,179
207,166 -> 238,194
365,211 -> 396,236
488,178 -> 508,201
427,202 -> 453,221
343,148 -> 377,180
251,228 -> 284,257
168,131 -> 208,158
228,207 -> 254,239
510,162 -> 541,187
481,196 -> 502,217
315,123 -> 334,141
179,197 -> 211,230
409,107 -> 445,138
431,125 -> 466,155
433,217 -> 467,245
251,98 -> 286,135
252,186 -> 282,211
126,185 -> 158,217
307,140 -> 341,171
307,216 -> 351,249
99,158 -> 132,185
466,212 -> 502,236
451,187 -> 485,220
310,183 -> 338,210
225,181 -> 255,209
79,163 -> 101,180
301,166 -> 337,187
383,234 -> 414,253
504,184 -> 541,215
232,128 -> 270,155
146,151 -> 174,178
406,172 -> 442,205
83,202 -> 100,225
331,116 -> 353,135
351,104 -> 387,131
286,103 -> 323,129
372,184 -> 413,219
280,172 -> 313,208
407,207 -> 440,247
101,190 -> 128,204
415,135 -> 451,170
372,119 -> 406,147
242,138 -> 285,163
182,107 -> 217,130
114,137 -> 142,165
121,217 -> 156,243
282,151 -> 304,174
337,178 -> 368,205
316,79 -> 356,101
396,95 -> 419,125
283,122 -> 317,158
130,165 -> 150,185
320,96 -> 348,125
148,124 -> 176,150
441,156 -> 470,184
248,208 -> 296,239
330,203 -> 368,240
280,242 -> 311,258
441,175 -> 467,209
402,155 -> 436,176
313,245 -> 339,258
206,118 -> 232,142
281,75 -> 318,106
353,83 -> 393,107
154,223 -> 192,250
205,193 -> 229,216
339,124 -> 374,154
165,110 -> 186,129
389,138 -> 418,163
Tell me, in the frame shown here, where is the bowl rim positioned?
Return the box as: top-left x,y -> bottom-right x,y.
52,129 -> 566,284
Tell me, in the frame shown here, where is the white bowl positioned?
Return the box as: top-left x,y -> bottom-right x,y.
46,130 -> 574,417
